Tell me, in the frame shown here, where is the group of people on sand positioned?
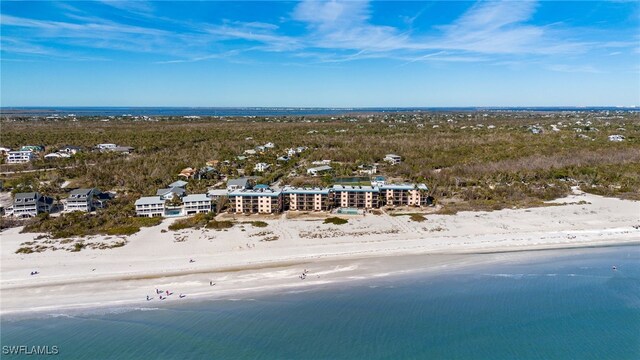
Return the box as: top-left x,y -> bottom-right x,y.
30,270 -> 39,276
299,269 -> 309,280
147,288 -> 186,301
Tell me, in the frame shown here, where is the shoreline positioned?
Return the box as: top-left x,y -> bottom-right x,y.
1,191 -> 639,317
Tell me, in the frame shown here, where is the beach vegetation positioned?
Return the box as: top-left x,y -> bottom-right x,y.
324,217 -> 348,225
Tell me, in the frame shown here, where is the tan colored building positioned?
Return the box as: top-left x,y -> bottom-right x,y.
229,187 -> 282,214
332,185 -> 380,209
283,187 -> 332,211
380,184 -> 430,207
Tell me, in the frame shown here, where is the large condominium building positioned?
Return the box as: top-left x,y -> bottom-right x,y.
134,196 -> 165,217
7,150 -> 35,164
332,185 -> 380,209
13,192 -> 53,218
182,194 -> 212,215
229,188 -> 282,214
283,187 -> 332,211
380,184 -> 430,207
64,188 -> 97,212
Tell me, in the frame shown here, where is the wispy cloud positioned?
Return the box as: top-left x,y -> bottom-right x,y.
1,0 -> 636,69
547,64 -> 603,73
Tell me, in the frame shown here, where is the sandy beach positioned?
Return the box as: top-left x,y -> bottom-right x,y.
1,189 -> 638,316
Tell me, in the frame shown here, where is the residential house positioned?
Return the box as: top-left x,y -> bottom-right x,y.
384,154 -> 402,165
229,187 -> 283,214
182,194 -> 212,215
264,142 -> 275,149
357,164 -> 377,175
307,165 -> 332,176
111,146 -> 134,154
60,145 -> 82,154
311,160 -> 332,166
277,156 -> 290,162
97,143 -> 117,151
244,149 -> 257,155
20,145 -> 44,152
134,196 -> 165,217
254,162 -> 270,172
380,184 -> 430,207
156,187 -> 186,200
13,192 -> 53,218
283,187 -> 332,211
7,150 -> 35,164
226,177 -> 254,191
168,180 -> 188,188
44,152 -> 71,160
608,135 -> 625,142
332,185 -> 380,209
178,167 -> 197,179
64,188 -> 99,212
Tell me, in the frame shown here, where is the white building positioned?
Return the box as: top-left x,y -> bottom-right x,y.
134,196 -> 165,217
254,162 -> 270,172
229,188 -> 282,214
608,135 -> 625,142
7,151 -> 35,164
182,194 -> 212,215
13,192 -> 52,218
307,165 -> 332,176
97,143 -> 117,150
384,154 -> 402,165
65,188 -> 96,212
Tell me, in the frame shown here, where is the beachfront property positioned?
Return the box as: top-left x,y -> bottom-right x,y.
380,184 -> 431,207
182,194 -> 212,215
283,187 -> 332,211
332,185 -> 380,209
229,187 -> 283,214
13,192 -> 53,218
134,196 -> 165,217
307,165 -> 332,176
384,154 -> 402,165
64,188 -> 96,212
7,150 -> 35,163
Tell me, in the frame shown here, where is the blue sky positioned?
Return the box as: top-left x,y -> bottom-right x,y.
1,1 -> 639,107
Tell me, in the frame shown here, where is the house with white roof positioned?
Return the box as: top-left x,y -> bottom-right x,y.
384,154 -> 402,165
307,165 -> 332,176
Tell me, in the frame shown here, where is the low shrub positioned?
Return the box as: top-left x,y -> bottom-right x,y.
324,217 -> 348,225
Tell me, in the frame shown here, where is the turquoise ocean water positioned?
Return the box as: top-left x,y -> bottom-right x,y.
2,245 -> 639,359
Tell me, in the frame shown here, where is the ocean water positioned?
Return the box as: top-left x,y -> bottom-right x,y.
2,246 -> 639,359
1,106 -> 636,117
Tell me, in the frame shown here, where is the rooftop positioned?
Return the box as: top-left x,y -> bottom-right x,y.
134,196 -> 164,206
